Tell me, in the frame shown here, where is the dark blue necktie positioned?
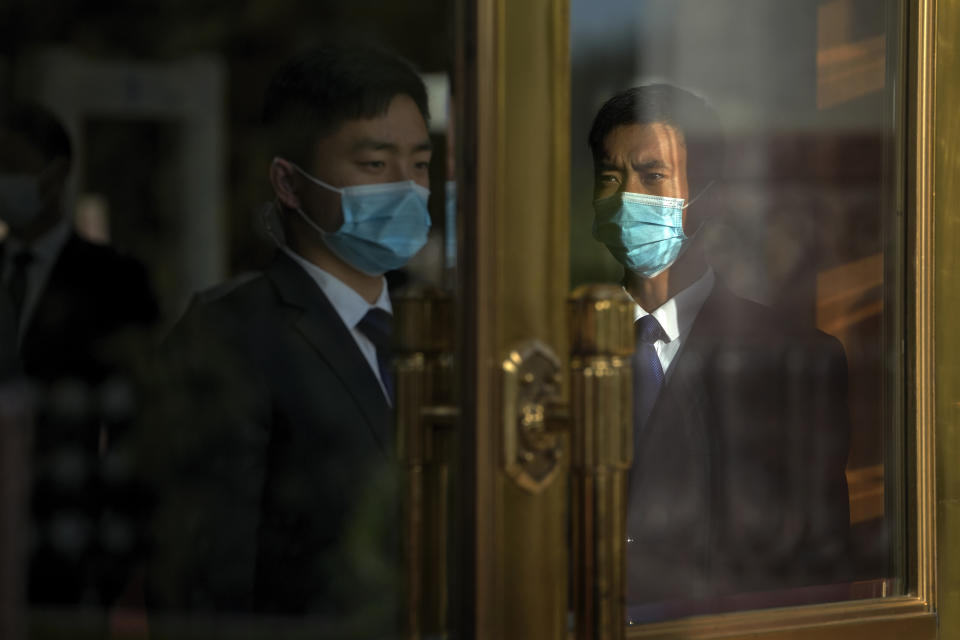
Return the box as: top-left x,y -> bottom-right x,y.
633,315 -> 667,433
356,308 -> 395,401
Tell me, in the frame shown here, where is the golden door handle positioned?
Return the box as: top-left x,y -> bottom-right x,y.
399,283 -> 634,640
501,340 -> 568,493
498,285 -> 634,639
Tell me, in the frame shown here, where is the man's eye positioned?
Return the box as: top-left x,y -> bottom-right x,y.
645,173 -> 665,182
414,161 -> 431,171
599,174 -> 620,184
361,161 -> 386,169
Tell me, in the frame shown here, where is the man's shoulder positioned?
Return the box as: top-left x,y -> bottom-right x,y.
57,233 -> 145,275
174,271 -> 274,333
169,255 -> 320,344
697,281 -> 846,360
187,250 -> 323,313
38,233 -> 159,325
194,271 -> 268,306
162,272 -> 277,376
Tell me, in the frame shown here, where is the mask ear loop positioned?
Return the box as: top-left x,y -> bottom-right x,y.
682,179 -> 715,210
680,179 -> 716,236
275,157 -> 344,194
270,157 -> 346,240
263,198 -> 352,270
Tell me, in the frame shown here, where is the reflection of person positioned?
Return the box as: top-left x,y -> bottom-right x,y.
0,103 -> 159,609
145,44 -> 432,632
587,86 -> 851,614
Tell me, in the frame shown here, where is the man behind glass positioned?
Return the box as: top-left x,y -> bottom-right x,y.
587,85 -> 851,618
145,43 -> 433,635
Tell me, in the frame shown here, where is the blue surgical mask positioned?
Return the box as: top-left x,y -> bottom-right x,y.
592,184 -> 711,278
289,162 -> 432,276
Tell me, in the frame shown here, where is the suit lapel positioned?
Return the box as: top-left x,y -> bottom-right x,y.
265,253 -> 394,454
629,284 -> 732,590
19,234 -> 80,356
639,282 -> 731,448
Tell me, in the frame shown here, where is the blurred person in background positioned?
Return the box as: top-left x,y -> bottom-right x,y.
0,102 -> 159,623
144,42 -> 432,637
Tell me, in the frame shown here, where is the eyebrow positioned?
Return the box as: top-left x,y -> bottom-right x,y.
597,158 -> 670,172
597,159 -> 623,172
352,137 -> 433,153
632,159 -> 670,171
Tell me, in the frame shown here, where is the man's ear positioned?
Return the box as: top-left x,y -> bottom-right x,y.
269,158 -> 301,210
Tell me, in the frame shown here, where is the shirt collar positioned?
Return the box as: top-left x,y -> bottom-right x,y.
282,246 -> 392,329
629,267 -> 715,343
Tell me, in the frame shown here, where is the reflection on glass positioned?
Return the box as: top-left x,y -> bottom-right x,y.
1,3 -> 458,638
571,0 -> 903,623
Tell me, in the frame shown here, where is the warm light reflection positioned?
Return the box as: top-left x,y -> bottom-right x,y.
847,464 -> 885,524
816,253 -> 883,336
817,0 -> 887,108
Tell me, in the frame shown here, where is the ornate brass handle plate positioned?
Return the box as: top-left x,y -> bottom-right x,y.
501,340 -> 567,494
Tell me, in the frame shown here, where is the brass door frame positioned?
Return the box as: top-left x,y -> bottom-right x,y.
459,0 -> 958,637
457,0 -> 570,638
932,0 -> 960,637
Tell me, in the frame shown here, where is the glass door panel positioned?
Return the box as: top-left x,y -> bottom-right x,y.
569,0 -> 907,624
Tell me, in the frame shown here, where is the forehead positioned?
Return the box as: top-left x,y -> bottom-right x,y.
318,94 -> 429,152
600,122 -> 686,164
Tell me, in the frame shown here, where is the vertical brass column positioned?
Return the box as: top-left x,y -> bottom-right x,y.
394,285 -> 455,640
568,285 -> 635,640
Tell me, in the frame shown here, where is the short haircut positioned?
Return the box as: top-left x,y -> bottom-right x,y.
262,42 -> 430,165
0,102 -> 73,166
588,84 -> 722,193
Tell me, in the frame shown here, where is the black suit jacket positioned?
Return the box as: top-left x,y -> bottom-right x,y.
146,251 -> 399,629
19,233 -> 158,382
626,281 -> 850,608
6,232 -> 159,606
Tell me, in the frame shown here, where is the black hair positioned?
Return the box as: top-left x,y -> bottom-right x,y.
588,84 -> 722,192
0,102 -> 73,167
262,42 -> 430,165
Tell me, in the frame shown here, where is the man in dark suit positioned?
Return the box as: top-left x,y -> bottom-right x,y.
145,44 -> 433,635
587,86 -> 850,618
0,103 -> 159,611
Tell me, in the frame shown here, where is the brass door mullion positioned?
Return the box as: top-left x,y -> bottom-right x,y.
464,0 -> 571,638
395,289 -> 455,640
569,285 -> 635,640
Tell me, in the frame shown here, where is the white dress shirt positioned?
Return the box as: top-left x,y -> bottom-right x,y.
282,247 -> 394,405
628,267 -> 715,378
1,221 -> 71,343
